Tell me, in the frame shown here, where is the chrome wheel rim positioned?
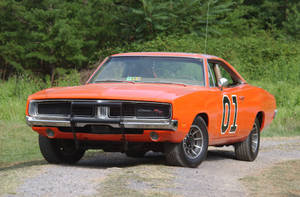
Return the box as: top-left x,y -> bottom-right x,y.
182,125 -> 204,159
251,123 -> 259,153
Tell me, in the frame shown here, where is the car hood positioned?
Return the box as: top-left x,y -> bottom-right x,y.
28,83 -> 206,103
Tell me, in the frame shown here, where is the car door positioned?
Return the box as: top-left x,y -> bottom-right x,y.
205,61 -> 223,140
208,60 -> 250,140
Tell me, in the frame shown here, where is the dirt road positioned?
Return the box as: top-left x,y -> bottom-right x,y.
1,137 -> 300,197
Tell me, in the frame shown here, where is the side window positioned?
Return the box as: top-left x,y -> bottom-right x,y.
218,64 -> 234,86
208,60 -> 241,87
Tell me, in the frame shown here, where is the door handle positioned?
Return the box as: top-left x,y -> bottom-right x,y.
239,96 -> 245,100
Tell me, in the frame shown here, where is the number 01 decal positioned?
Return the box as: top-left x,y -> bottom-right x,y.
221,95 -> 238,134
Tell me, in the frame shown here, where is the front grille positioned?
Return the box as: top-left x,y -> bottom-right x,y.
109,103 -> 136,117
34,100 -> 170,119
37,101 -> 95,117
72,105 -> 94,116
38,102 -> 70,115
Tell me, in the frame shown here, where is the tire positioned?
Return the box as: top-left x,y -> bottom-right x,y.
165,116 -> 209,168
39,135 -> 85,164
125,150 -> 146,158
235,118 -> 260,161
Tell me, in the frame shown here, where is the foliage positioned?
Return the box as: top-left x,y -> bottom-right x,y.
116,0 -> 235,40
0,0 -> 117,80
0,70 -> 80,121
1,0 -> 299,78
244,0 -> 300,38
282,1 -> 300,39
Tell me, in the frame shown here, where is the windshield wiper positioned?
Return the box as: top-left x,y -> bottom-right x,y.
94,80 -> 135,84
141,81 -> 187,86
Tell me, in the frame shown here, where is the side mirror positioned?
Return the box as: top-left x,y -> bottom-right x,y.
218,78 -> 229,90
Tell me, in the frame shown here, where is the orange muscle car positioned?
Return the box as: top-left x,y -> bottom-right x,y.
26,52 -> 276,167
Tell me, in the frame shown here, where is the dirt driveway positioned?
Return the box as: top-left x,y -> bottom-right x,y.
1,137 -> 300,197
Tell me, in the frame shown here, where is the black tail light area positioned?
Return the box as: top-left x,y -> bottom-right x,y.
136,103 -> 170,119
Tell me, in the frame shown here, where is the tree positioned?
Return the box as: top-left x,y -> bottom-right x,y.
0,0 -> 27,79
116,0 -> 234,40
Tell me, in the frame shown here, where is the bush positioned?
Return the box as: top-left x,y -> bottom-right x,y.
0,70 -> 80,122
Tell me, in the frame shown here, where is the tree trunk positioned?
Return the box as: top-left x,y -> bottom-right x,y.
51,66 -> 56,86
2,62 -> 7,80
284,0 -> 288,22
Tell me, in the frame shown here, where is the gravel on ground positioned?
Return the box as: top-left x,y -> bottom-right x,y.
0,137 -> 299,197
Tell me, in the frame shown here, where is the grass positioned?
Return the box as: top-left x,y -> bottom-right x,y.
97,165 -> 176,197
250,81 -> 300,137
0,120 -> 42,167
241,160 -> 300,197
262,107 -> 300,137
0,163 -> 47,195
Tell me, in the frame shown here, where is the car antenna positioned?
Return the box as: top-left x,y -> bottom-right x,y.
204,0 -> 210,54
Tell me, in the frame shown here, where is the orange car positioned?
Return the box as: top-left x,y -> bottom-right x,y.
26,52 -> 276,167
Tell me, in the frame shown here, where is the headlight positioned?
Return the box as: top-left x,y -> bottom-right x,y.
28,101 -> 38,116
109,102 -> 171,119
136,103 -> 170,119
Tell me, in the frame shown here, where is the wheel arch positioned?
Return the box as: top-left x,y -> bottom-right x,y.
256,111 -> 265,131
195,113 -> 209,128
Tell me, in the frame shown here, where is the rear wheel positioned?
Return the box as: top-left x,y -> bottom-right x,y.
39,135 -> 85,164
235,118 -> 260,161
165,116 -> 208,168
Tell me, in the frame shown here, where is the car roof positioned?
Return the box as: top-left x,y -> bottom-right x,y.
111,52 -> 219,59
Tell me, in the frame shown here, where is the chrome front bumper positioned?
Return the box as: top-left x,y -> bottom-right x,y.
26,116 -> 178,131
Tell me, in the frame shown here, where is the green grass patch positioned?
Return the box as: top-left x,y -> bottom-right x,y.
0,120 -> 42,166
241,160 -> 300,197
262,107 -> 300,137
250,81 -> 300,137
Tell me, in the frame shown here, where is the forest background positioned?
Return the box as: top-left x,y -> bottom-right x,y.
0,0 -> 299,164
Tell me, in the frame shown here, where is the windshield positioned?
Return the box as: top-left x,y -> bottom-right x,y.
89,56 -> 205,86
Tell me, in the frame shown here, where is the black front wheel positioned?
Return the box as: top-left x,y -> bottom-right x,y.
39,135 -> 85,164
165,116 -> 209,168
